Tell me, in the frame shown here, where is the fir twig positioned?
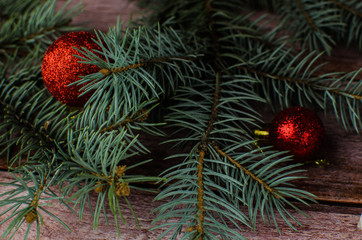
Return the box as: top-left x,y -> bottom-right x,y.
296,0 -> 318,30
0,0 -> 83,56
328,0 -> 362,18
212,144 -> 280,199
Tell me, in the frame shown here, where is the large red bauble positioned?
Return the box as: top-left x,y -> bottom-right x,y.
269,107 -> 324,160
41,32 -> 102,107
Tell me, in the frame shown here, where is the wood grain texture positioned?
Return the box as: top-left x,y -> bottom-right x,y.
0,0 -> 361,239
0,172 -> 361,240
270,113 -> 362,205
56,0 -> 140,31
298,114 -> 362,204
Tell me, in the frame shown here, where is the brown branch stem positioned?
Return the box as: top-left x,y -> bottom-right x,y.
239,66 -> 362,100
1,100 -> 55,146
212,145 -> 280,199
99,56 -> 197,76
195,150 -> 205,238
190,1 -> 224,237
328,0 -> 362,18
99,109 -> 149,133
296,0 -> 317,30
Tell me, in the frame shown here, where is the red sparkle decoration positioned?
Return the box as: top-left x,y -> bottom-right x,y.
41,32 -> 103,107
269,107 -> 324,160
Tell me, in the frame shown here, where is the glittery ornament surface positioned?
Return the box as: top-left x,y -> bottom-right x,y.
41,32 -> 102,106
269,107 -> 324,160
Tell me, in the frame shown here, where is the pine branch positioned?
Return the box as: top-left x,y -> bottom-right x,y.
58,128 -> 163,234
0,0 -> 83,56
236,50 -> 362,132
192,72 -> 222,238
241,64 -> 361,100
0,0 -> 39,18
0,70 -> 163,236
0,57 -> 68,167
296,0 -> 318,30
99,108 -> 150,133
191,0 -> 224,235
153,1 -> 318,239
212,145 -> 280,199
0,158 -> 74,240
99,56 -> 197,76
329,0 -> 362,18
328,0 -> 362,49
276,0 -> 344,54
73,24 -> 202,129
0,22 -> 173,237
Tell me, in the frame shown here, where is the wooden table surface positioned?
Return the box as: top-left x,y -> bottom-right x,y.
0,0 -> 361,239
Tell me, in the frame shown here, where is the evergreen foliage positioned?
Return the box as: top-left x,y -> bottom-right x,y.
0,0 -> 82,56
0,0 -> 361,239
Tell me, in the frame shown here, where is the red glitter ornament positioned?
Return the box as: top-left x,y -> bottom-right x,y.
269,107 -> 324,160
41,32 -> 102,106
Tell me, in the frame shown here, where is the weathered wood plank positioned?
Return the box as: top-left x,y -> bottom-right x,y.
263,112 -> 362,205
298,115 -> 362,204
0,172 -> 361,240
56,0 -> 140,32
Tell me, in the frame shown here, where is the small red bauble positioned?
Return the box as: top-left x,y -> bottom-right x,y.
269,107 -> 324,160
41,31 -> 102,107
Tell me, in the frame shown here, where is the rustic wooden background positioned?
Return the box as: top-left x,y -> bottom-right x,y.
0,0 -> 361,239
